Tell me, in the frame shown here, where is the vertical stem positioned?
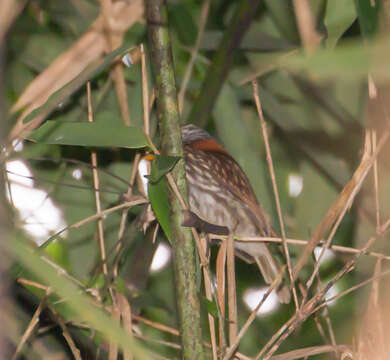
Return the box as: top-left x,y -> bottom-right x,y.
227,234 -> 237,345
187,0 -> 260,127
87,83 -> 108,277
146,1 -> 205,359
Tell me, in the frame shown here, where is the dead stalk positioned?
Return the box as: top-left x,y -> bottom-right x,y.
87,82 -> 108,277
252,80 -> 299,310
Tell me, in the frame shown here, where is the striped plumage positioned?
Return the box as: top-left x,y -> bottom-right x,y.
182,124 -> 290,304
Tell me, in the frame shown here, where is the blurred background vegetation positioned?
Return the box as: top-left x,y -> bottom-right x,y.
1,0 -> 390,359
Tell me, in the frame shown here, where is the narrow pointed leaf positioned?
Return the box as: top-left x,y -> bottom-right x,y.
27,121 -> 148,148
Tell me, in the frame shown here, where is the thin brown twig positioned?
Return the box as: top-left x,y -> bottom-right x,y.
260,224 -> 390,360
292,0 -> 321,54
141,44 -> 150,135
313,269 -> 390,314
17,278 -> 48,291
213,235 -> 390,260
270,345 -> 350,360
293,129 -> 390,281
117,293 -> 133,360
114,43 -> 147,275
178,0 -> 210,113
304,131 -> 387,292
134,333 -> 181,350
87,82 -> 108,277
109,302 -> 120,360
48,304 -> 82,360
41,197 -> 147,248
372,131 -> 381,231
132,314 -> 179,336
252,80 -> 299,309
190,228 -> 227,347
12,292 -> 48,360
100,0 -> 131,125
227,232 -> 238,346
311,254 -> 338,357
216,240 -> 227,352
200,236 -> 218,360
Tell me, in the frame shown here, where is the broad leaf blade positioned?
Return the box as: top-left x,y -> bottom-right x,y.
27,121 -> 148,148
148,177 -> 172,242
147,155 -> 181,184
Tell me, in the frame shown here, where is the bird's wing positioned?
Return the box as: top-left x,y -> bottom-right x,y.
207,151 -> 274,236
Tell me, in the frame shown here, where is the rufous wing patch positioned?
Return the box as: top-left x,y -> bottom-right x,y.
191,138 -> 228,154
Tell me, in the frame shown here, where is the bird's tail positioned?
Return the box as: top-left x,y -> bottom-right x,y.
235,240 -> 290,304
254,248 -> 291,304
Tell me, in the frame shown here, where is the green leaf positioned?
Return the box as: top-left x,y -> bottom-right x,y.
325,0 -> 357,48
355,0 -> 380,38
264,0 -> 300,43
280,37 -> 382,80
202,297 -> 218,318
148,177 -> 172,242
147,155 -> 181,184
168,3 -> 197,46
11,238 -> 151,358
27,121 -> 148,149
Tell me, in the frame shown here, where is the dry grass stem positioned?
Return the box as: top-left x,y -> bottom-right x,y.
372,131 -> 381,230
131,313 -> 249,359
12,292 -> 48,360
293,129 -> 390,281
17,278 -> 49,291
113,62 -> 132,125
178,0 -> 210,113
134,333 -> 181,350
0,0 -> 26,43
314,269 -> 390,312
270,344 -> 350,360
131,314 -> 180,336
227,233 -> 238,346
109,303 -> 120,360
292,0 -> 322,54
42,197 -> 147,248
117,293 -> 134,360
200,236 -> 218,360
48,304 -> 82,360
141,44 -> 150,135
252,80 -> 299,309
305,130 -> 389,291
259,221 -> 390,360
216,240 -> 227,350
100,0 -> 131,125
87,82 -> 108,277
232,236 -> 390,260
311,256 -> 338,355
223,266 -> 286,360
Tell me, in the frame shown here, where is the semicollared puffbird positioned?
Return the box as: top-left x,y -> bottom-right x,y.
181,124 -> 290,304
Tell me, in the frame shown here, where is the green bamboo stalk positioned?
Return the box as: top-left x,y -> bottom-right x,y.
145,1 -> 205,359
187,0 -> 261,127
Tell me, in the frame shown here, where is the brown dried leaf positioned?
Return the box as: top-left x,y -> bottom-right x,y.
10,0 -> 143,136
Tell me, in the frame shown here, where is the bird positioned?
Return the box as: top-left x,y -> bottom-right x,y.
181,124 -> 290,304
